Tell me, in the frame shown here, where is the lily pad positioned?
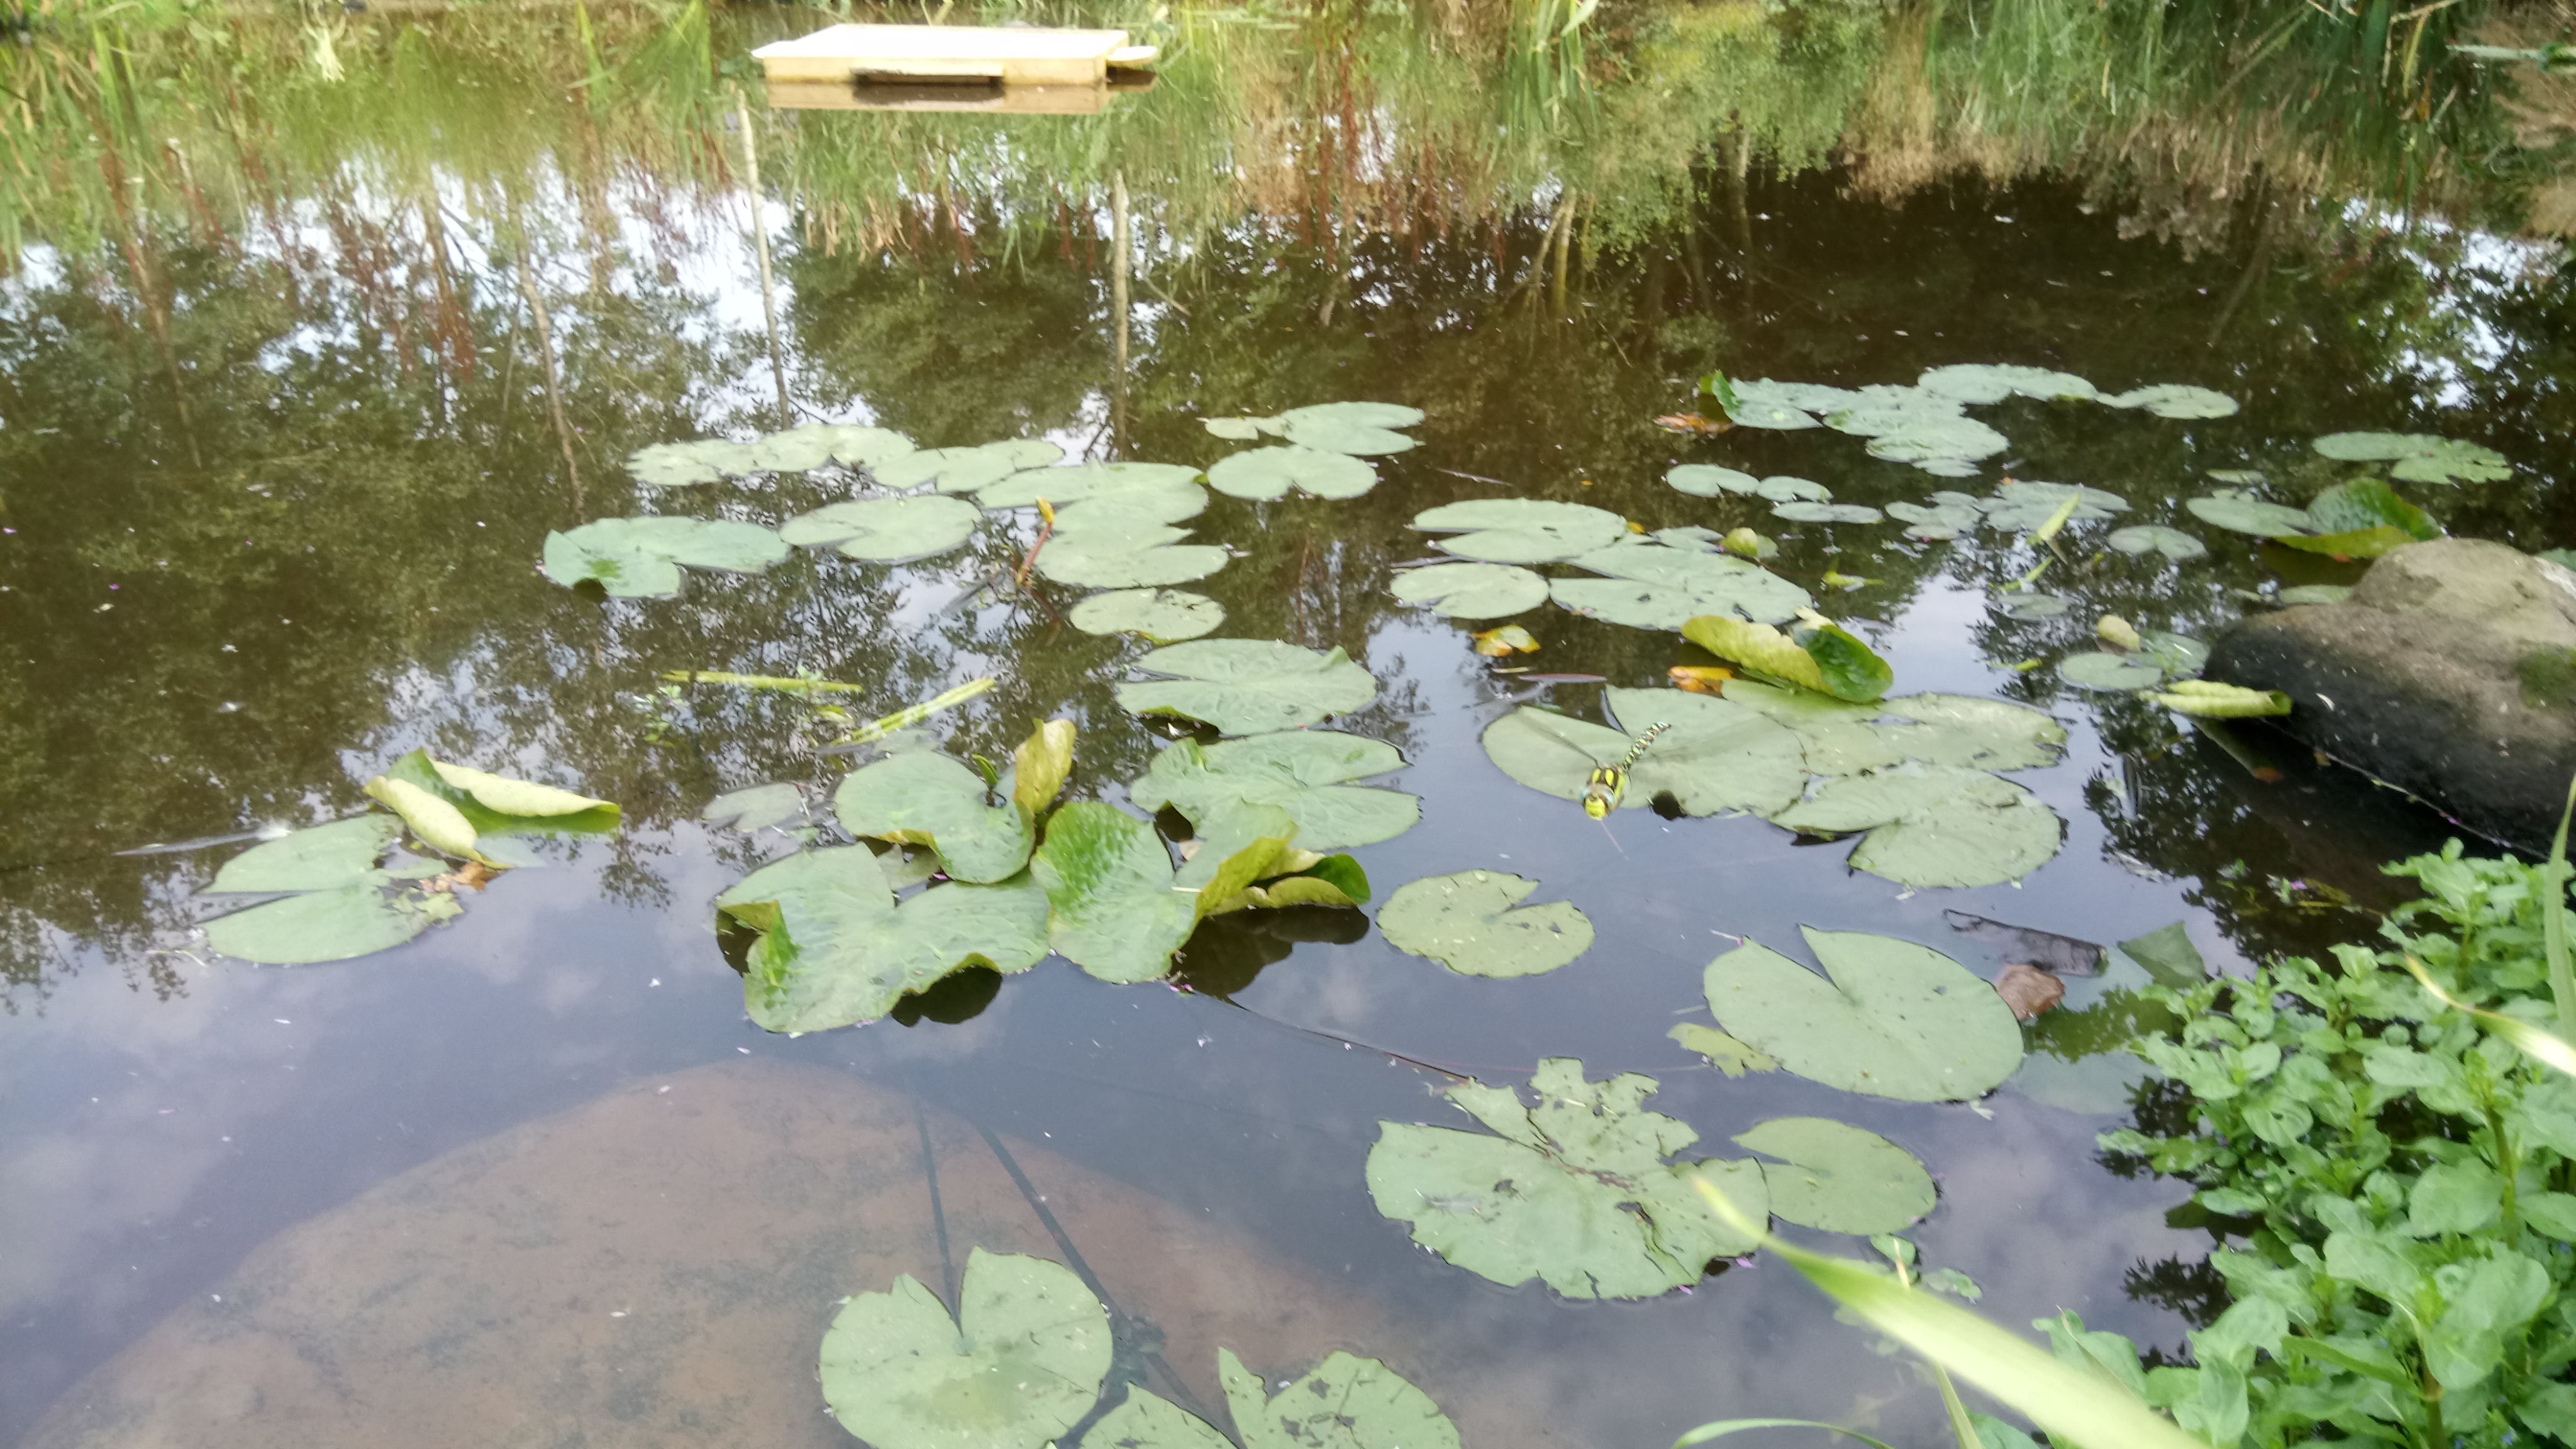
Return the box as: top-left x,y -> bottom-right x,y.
1030,802 -> 1331,982
2314,431 -> 2511,484
2105,525 -> 2208,562
1680,614 -> 1889,702
1085,1389 -> 1231,1449
1703,927 -> 2025,1101
818,1248 -> 1111,1449
428,762 -> 613,818
1824,385 -> 1968,436
702,782 -> 805,832
1888,493 -> 1987,540
1917,364 -> 2097,404
1479,688 -> 1809,817
1717,684 -> 2064,777
1756,476 -> 1832,502
1280,415 -> 1417,456
541,517 -> 790,597
1992,592 -> 2072,620
1280,401 -> 1425,429
715,847 -> 1050,1031
1036,526 -> 1230,589
1979,481 -> 2128,531
1376,870 -> 1592,977
1774,501 -> 1886,525
207,816 -> 400,893
1117,640 -> 1378,735
204,884 -> 437,965
977,462 -> 1204,509
2060,652 -> 2165,691
874,440 -> 1065,493
1723,379 -> 1841,430
1666,464 -> 1762,497
1868,416 -> 2013,470
1671,1022 -> 1779,1076
760,423 -> 918,472
2102,384 -> 2238,419
1208,446 -> 1379,501
1389,562 -> 1550,619
1128,731 -> 1419,850
1412,499 -> 1630,564
2186,490 -> 2314,538
1221,1348 -> 1461,1449
1734,1118 -> 1936,1234
2275,477 -> 2443,558
1067,588 -> 1226,643
1771,765 -> 2064,888
834,753 -> 1036,884
2139,631 -> 2209,675
628,438 -> 758,487
1364,1058 -> 1768,1299
1202,415 -> 1288,441
1551,542 -> 1812,630
780,495 -> 982,562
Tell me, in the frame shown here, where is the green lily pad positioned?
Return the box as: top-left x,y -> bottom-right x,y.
834,753 -> 1035,884
1992,592 -> 2071,620
1202,415 -> 1288,441
1221,1349 -> 1461,1449
1979,481 -> 2128,531
703,782 -> 805,832
1208,446 -> 1379,501
1280,401 -> 1425,429
1917,364 -> 2097,403
1823,385 -> 1967,436
1774,501 -> 1885,524
1888,493 -> 1987,541
1376,870 -> 1592,977
2102,384 -> 2238,419
1755,476 -> 1831,502
1680,614 -> 1889,702
2060,652 -> 2165,691
2139,631 -> 2209,675
977,462 -> 1204,509
2314,431 -> 2511,484
427,762 -> 613,818
1084,1389 -> 1231,1449
1176,806 -> 1370,914
1716,684 -> 2065,777
874,440 -> 1065,493
1412,499 -> 1631,564
818,1248 -> 1111,1449
1479,688 -> 1809,817
208,816 -> 400,893
628,438 -> 758,487
1036,526 -> 1230,589
2274,478 -> 2443,558
2186,490 -> 2314,537
1281,416 -> 1417,455
1390,562 -> 1550,619
1704,926 -> 2025,1100
1128,731 -> 1418,850
2105,525 -> 2208,562
1734,1117 -> 1937,1234
1029,802 -> 1330,982
1723,379 -> 1842,429
1066,588 -> 1226,643
1868,416 -> 2012,469
1771,765 -> 2063,887
1671,1022 -> 1779,1076
1666,464 -> 1762,497
780,495 -> 983,562
1116,640 -> 1378,735
376,748 -> 620,841
1363,1058 -> 1768,1299
204,884 -> 436,965
755,423 -> 919,472
540,517 -> 790,597
1551,542 -> 1812,630
716,848 -> 1048,1030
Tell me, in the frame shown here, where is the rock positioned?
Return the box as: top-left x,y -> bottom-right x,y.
2206,538 -> 2576,853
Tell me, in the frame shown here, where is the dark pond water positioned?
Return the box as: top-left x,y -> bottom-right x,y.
4,3 -> 2573,1445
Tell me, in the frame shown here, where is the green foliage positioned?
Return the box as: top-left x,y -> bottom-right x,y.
2096,841 -> 2576,1449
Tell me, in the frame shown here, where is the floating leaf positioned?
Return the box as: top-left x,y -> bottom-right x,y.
1364,1058 -> 1768,1299
2096,614 -> 2144,652
2138,631 -> 2209,675
1719,684 -> 2064,777
1670,1022 -> 1778,1076
426,762 -> 613,819
1389,562 -> 1550,619
1772,767 -> 2063,887
364,775 -> 486,861
1280,414 -> 1418,455
2274,477 -> 2443,558
1208,445 -> 1379,501
835,752 -> 1035,883
818,1248 -> 1111,1449
977,461 -> 1203,509
1704,927 -> 2025,1100
1867,416 -> 2012,470
1823,385 -> 1967,436
1279,401 -> 1424,429
1084,1389 -> 1232,1449
1177,805 -> 1369,914
1670,664 -> 1735,694
874,440 -> 1063,493
1067,588 -> 1226,643
1553,543 -> 1813,630
2118,921 -> 2206,989
2314,431 -> 2511,484
716,847 -> 1049,1030
702,783 -> 804,832
204,885 -> 433,965
1994,962 -> 2067,1019
2150,680 -> 2292,718
541,517 -> 790,597
1011,721 -> 1076,817
1474,625 -> 1540,656
1479,688 -> 1808,817
1202,415 -> 1288,441
2104,525 -> 2207,562
207,816 -> 400,894
1887,494 -> 1985,541
2186,490 -> 2314,538
750,422 -> 916,472
1411,499 -> 1629,564
1376,870 -> 1592,977
1220,1350 -> 1462,1449
1036,525 -> 1228,589
2101,385 -> 2238,419
1722,528 -> 1779,559
780,495 -> 982,562
1979,482 -> 2128,531
1917,364 -> 2097,404
1721,379 -> 1836,430
1992,592 -> 2071,621
1681,615 -> 1888,702
1030,802 -> 1321,982
1757,476 -> 1832,502
1774,501 -> 1886,525
1735,1117 -> 1937,1234
1128,731 -> 1419,850
628,438 -> 758,487
2059,652 -> 2164,691
1667,464 -> 1762,497
1116,640 -> 1378,735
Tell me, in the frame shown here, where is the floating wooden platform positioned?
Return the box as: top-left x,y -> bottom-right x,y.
752,23 -> 1160,87
764,73 -> 1156,114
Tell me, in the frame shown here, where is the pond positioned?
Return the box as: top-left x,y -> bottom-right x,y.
3,1 -> 2573,1445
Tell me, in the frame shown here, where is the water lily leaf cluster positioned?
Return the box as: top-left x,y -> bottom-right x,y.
1366,1059 -> 1933,1298
818,1247 -> 1460,1449
2314,431 -> 2512,484
1702,365 -> 2230,476
541,516 -> 790,597
1705,928 -> 2026,1099
1377,870 -> 1592,977
1117,638 -> 1379,734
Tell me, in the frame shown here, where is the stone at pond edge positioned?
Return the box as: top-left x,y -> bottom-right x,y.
2205,539 -> 2576,853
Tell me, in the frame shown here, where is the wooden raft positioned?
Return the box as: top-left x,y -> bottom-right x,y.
752,23 -> 1160,87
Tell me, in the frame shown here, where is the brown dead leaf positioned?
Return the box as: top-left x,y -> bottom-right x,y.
426,860 -> 501,896
1668,665 -> 1734,695
1653,413 -> 1732,436
1993,962 -> 2066,1021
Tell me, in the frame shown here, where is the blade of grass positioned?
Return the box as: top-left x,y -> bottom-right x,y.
2546,770 -> 2576,1041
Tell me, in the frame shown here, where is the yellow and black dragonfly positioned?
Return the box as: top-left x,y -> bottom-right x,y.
1582,721 -> 1672,819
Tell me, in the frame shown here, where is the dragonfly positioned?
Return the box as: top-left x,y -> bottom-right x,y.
1582,721 -> 1672,820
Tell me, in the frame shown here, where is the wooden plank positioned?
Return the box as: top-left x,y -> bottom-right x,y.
753,24 -> 1135,86
764,79 -> 1127,114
